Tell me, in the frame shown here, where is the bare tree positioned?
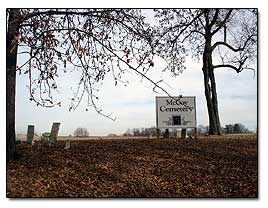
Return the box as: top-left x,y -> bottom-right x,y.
154,9 -> 257,135
74,127 -> 89,137
6,9 -> 170,160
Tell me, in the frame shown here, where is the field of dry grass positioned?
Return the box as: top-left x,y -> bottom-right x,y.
7,134 -> 257,198
16,134 -> 150,141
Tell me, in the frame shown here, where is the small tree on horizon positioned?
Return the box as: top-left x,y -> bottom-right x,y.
73,127 -> 89,137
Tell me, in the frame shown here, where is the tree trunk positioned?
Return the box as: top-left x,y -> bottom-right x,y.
7,9 -> 20,161
202,35 -> 221,135
209,67 -> 221,134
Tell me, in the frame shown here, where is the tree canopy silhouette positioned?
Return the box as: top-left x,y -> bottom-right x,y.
154,9 -> 257,135
6,9 -> 168,160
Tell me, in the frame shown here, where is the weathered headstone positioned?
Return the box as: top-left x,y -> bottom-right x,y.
27,125 -> 34,144
176,130 -> 182,138
163,128 -> 170,139
64,140 -> 71,150
41,132 -> 50,142
181,128 -> 187,139
49,122 -> 60,144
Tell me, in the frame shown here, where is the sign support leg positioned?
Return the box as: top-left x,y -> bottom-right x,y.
156,128 -> 160,139
193,127 -> 197,139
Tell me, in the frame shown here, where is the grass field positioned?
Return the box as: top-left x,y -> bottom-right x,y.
7,134 -> 257,198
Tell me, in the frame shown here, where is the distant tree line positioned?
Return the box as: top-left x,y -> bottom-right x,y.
189,123 -> 253,136
123,127 -> 158,137
123,123 -> 253,137
107,134 -> 118,137
223,123 -> 253,134
123,127 -> 183,137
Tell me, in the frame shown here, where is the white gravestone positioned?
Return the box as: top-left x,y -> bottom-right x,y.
64,140 -> 71,150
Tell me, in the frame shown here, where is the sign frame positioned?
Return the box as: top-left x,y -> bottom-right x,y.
156,96 -> 197,129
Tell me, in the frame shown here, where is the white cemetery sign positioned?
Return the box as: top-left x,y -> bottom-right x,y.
156,96 -> 196,129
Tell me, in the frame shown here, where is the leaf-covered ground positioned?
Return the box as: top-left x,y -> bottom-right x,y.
7,135 -> 257,198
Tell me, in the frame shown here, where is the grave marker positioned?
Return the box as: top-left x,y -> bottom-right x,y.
64,140 -> 71,149
49,122 -> 60,144
163,129 -> 170,138
27,125 -> 34,144
41,132 -> 50,142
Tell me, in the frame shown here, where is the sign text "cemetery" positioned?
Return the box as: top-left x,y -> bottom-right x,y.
160,99 -> 194,112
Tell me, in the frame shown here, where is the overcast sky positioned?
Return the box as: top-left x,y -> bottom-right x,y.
11,9 -> 257,136
15,52 -> 257,136
15,10 -> 257,136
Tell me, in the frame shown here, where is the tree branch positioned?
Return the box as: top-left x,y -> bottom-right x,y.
214,63 -> 256,79
211,9 -> 233,35
209,9 -> 219,29
212,33 -> 255,52
213,64 -> 240,72
160,10 -> 205,40
89,33 -> 172,97
213,56 -> 248,73
34,25 -> 171,97
212,41 -> 243,52
21,9 -> 116,22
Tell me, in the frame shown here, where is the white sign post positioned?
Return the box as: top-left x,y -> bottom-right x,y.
156,96 -> 196,130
